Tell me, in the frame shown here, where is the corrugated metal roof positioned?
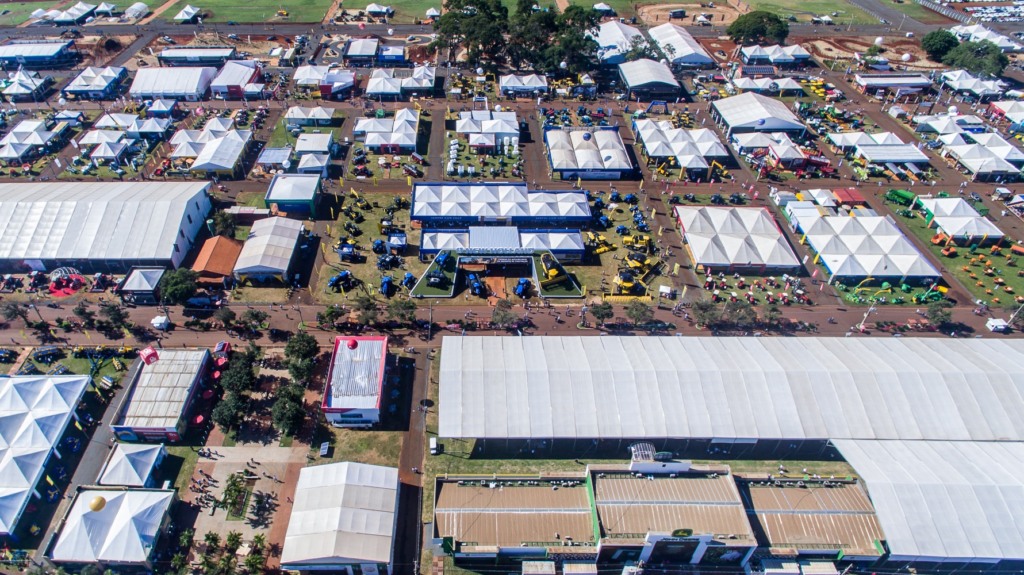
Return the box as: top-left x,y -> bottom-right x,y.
835,440 -> 1024,561
119,349 -> 208,431
438,336 -> 1024,441
326,337 -> 387,410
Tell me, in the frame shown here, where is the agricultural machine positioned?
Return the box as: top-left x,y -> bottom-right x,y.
539,253 -> 569,288
587,232 -> 616,255
426,269 -> 449,288
514,278 -> 531,298
401,272 -> 416,289
623,234 -> 652,253
466,273 -> 487,297
327,270 -> 358,292
380,275 -> 394,297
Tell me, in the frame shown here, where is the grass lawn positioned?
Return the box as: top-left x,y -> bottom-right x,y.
229,286 -> 291,303
884,0 -> 952,24
743,0 -> 878,24
23,353 -> 125,385
164,446 -> 200,493
312,426 -> 404,466
342,0 -> 441,23
894,210 -> 1024,306
163,0 -> 333,22
0,1 -> 60,26
410,251 -> 458,297
267,119 -> 343,149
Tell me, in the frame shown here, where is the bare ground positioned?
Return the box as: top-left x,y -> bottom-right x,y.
637,2 -> 744,26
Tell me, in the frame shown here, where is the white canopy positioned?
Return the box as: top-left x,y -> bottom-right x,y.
919,197 -> 1004,239
426,7 -> 440,16
633,118 -> 728,168
96,2 -> 116,13
50,489 -> 174,563
129,67 -> 215,99
713,93 -> 804,135
64,66 -> 124,94
647,23 -> 714,66
588,21 -> 645,63
285,106 -> 333,123
234,217 -> 304,279
499,74 -> 548,93
412,184 -> 589,221
173,4 -> 200,20
732,77 -> 803,93
676,206 -> 800,269
189,131 -> 251,172
546,129 -> 632,171
618,59 -> 679,89
3,70 -> 48,97
795,212 -> 939,279
366,3 -> 392,13
281,462 -> 398,568
98,444 -> 164,486
827,131 -> 903,149
90,141 -> 128,161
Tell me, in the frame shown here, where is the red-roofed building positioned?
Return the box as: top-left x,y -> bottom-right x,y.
832,188 -> 867,206
322,336 -> 388,428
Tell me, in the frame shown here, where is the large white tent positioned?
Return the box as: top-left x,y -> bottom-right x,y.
918,197 -> 1004,241
285,106 -> 333,125
835,440 -> 1024,563
941,69 -> 1006,99
173,4 -> 200,20
129,67 -> 215,101
50,489 -> 174,565
943,132 -> 1024,178
0,182 -> 211,270
498,74 -> 548,94
793,213 -> 940,280
234,217 -> 304,282
713,92 -> 804,138
826,131 -> 904,150
354,108 -> 419,151
411,183 -> 590,223
950,24 -> 1022,52
675,206 -> 800,271
439,336 -> 1024,444
647,23 -> 714,66
0,376 -> 91,535
98,443 -> 165,487
633,118 -> 728,170
732,77 -> 803,94
546,129 -> 632,173
281,462 -> 399,571
588,20 -> 646,64
112,349 -> 209,441
455,110 -> 519,143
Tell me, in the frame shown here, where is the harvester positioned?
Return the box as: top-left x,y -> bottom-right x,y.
539,253 -> 568,288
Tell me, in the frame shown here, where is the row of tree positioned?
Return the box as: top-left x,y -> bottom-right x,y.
921,30 -> 1008,76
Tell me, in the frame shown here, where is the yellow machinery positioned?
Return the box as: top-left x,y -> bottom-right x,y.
276,9 -> 289,16
624,252 -> 651,273
539,253 -> 568,288
587,231 -> 616,255
614,270 -> 645,295
622,234 -> 651,253
708,160 -> 729,179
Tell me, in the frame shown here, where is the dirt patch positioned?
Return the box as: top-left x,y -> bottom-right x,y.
699,36 -> 739,64
73,34 -> 136,67
637,2 -> 743,26
798,35 -> 946,70
125,32 -> 290,70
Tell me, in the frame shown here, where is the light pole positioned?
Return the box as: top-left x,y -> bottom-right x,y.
856,306 -> 877,332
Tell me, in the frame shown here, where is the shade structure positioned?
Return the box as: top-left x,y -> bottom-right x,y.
713,92 -> 805,135
129,67 -> 215,100
676,206 -> 799,270
411,183 -> 590,224
633,118 -> 728,169
281,462 -> 399,570
918,197 -> 1004,240
173,4 -> 200,20
647,23 -> 714,66
545,129 -> 632,171
588,21 -> 646,63
439,336 -> 1024,443
50,489 -> 174,564
98,444 -> 164,486
233,217 -> 304,281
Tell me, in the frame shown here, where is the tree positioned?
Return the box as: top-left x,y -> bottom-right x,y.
317,306 -> 345,327
225,531 -> 243,554
171,553 -> 188,572
220,364 -> 255,394
212,392 -> 246,430
386,298 -> 419,323
250,533 -> 267,554
288,357 -> 315,384
926,299 -> 955,327
353,295 -> 379,326
72,303 -> 95,327
727,11 -> 789,45
99,302 -> 129,328
761,305 -> 782,328
244,553 -> 266,574
0,301 -> 28,326
724,299 -> 757,328
864,44 -> 884,57
623,35 -> 659,61
942,40 -> 1009,77
203,531 -> 222,554
691,298 -> 722,328
158,269 -> 199,306
213,307 -> 237,327
491,298 -> 518,327
430,0 -> 509,66
272,383 -> 306,436
589,301 -> 614,326
212,210 -> 236,238
284,331 -> 319,363
921,29 -> 959,61
624,300 -> 653,326
241,309 -> 268,330
178,528 -> 195,549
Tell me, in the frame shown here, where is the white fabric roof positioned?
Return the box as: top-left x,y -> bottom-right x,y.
835,440 -> 1024,561
714,93 -> 803,132
546,129 -> 632,171
129,67 -> 215,99
296,133 -> 333,154
421,231 -> 469,251
173,4 -> 200,20
190,131 -> 251,171
0,42 -> 70,59
119,350 -> 208,431
98,444 -> 164,486
648,24 -> 714,66
676,206 -> 799,268
950,24 -> 1022,52
3,71 -> 48,97
0,119 -> 59,148
234,217 -> 303,276
919,198 -> 1004,239
37,1 -> 95,22
411,184 -> 590,220
855,144 -> 929,164
944,133 -> 1024,174
589,21 -> 645,62
347,38 -> 379,57
0,182 -> 209,264
740,43 -> 810,63
732,77 -> 803,93
634,119 -> 727,169
618,59 -> 679,89
794,213 -> 939,279
326,337 -> 386,410
439,337 -> 1024,441
121,268 -> 164,292
827,131 -> 904,148
286,106 -> 333,122
267,173 -> 321,202
0,376 -> 90,534
65,66 -> 124,93
211,61 -> 257,90
90,141 -> 128,160
281,462 -> 398,567
498,74 -> 548,92
518,230 -> 585,251
50,489 -> 174,563
96,113 -> 138,130
941,70 -> 1007,97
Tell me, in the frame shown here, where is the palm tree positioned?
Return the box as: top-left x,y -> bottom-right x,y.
250,533 -> 267,554
203,531 -> 221,554
178,527 -> 195,549
225,530 -> 243,554
244,552 -> 266,573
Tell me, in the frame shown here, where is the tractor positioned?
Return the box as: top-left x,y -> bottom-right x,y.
380,275 -> 395,297
327,270 -> 358,292
401,272 -> 416,289
426,268 -> 449,288
587,231 -> 615,255
467,273 -> 487,297
514,278 -> 531,298
622,234 -> 652,253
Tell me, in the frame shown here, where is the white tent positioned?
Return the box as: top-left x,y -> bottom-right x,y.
96,113 -> 138,130
64,66 -> 125,96
124,2 -> 148,18
129,67 -> 216,101
713,92 -> 805,137
365,2 -> 393,14
173,4 -> 200,20
96,2 -> 117,14
3,70 -> 49,98
50,489 -> 174,564
675,206 -> 800,270
498,74 -> 548,94
90,140 -> 128,162
189,131 -> 251,172
919,197 -> 1004,240
411,183 -> 590,221
545,129 -> 633,171
98,444 -> 165,487
647,23 -> 714,66
732,77 -> 803,93
366,69 -> 402,96
281,462 -> 398,570
234,217 -> 304,281
425,7 -> 440,16
588,21 -> 645,64
633,119 -> 728,168
827,131 -> 904,150
285,106 -> 333,124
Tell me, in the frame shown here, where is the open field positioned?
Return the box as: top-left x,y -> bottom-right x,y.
340,0 -> 440,23
739,0 -> 879,24
883,0 -> 954,23
0,0 -> 58,25
163,0 -> 333,22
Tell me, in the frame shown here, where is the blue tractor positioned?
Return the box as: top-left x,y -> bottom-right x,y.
426,268 -> 448,288
434,251 -> 449,268
615,225 -> 629,235
467,273 -> 486,297
623,193 -> 638,204
327,270 -> 357,292
514,278 -> 530,298
372,239 -> 387,254
337,244 -> 365,263
609,191 -> 622,202
380,275 -> 394,297
401,272 -> 416,289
